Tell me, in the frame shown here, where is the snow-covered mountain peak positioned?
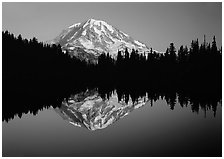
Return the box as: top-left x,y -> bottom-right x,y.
50,18 -> 151,61
82,18 -> 115,34
86,18 -> 115,32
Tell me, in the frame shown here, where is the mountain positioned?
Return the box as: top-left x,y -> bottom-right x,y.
54,89 -> 148,131
49,18 -> 151,61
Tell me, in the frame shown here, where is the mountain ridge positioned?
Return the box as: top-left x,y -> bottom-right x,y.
49,18 -> 157,61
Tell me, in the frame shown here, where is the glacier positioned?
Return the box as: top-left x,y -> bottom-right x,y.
49,18 -> 156,61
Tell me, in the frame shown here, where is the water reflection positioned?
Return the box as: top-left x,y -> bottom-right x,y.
55,89 -> 147,130
54,86 -> 221,130
3,84 -> 221,123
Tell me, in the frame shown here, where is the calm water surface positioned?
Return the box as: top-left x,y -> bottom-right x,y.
2,90 -> 222,157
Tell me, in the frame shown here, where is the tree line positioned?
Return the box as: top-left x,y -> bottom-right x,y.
97,36 -> 221,90
3,30 -> 221,86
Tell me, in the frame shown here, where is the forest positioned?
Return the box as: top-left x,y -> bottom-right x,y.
2,31 -> 222,121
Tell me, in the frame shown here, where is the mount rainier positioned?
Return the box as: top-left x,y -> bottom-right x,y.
49,18 -> 152,61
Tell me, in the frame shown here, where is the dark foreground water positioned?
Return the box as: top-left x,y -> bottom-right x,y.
2,89 -> 222,157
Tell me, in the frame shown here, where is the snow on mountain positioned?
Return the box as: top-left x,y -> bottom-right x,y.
68,22 -> 81,29
54,89 -> 148,131
50,18 -> 152,60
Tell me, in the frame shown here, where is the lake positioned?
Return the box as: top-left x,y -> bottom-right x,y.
2,88 -> 222,157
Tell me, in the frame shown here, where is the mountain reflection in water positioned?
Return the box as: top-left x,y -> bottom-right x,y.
3,86 -> 222,157
53,87 -> 221,130
55,89 -> 147,130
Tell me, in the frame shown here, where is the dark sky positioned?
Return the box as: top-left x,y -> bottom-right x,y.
2,2 -> 222,52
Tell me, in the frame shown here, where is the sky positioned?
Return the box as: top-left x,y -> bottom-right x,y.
2,2 -> 222,52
